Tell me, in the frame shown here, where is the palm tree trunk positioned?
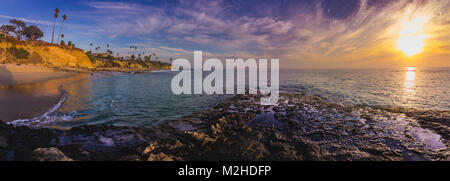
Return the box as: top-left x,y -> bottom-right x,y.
51,18 -> 56,43
57,20 -> 65,43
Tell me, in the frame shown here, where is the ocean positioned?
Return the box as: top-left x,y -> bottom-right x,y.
10,67 -> 450,128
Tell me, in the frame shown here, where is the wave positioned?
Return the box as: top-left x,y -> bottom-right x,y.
8,92 -> 69,127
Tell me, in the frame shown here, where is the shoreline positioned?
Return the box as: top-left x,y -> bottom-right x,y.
0,64 -> 171,123
0,64 -> 86,122
0,92 -> 447,161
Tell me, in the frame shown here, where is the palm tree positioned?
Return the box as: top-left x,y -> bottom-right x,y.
51,8 -> 59,43
57,14 -> 67,43
89,43 -> 93,52
129,45 -> 138,56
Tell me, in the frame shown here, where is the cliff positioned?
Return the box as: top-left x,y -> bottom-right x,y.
0,39 -> 95,68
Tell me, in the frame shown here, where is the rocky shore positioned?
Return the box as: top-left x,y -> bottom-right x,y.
0,93 -> 448,161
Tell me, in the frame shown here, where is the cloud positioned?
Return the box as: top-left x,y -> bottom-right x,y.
81,0 -> 450,68
86,2 -> 144,11
0,14 -> 52,26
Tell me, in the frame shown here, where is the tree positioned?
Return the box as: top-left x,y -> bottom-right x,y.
67,41 -> 72,47
24,25 -> 43,40
89,43 -> 93,51
129,45 -> 138,56
52,8 -> 59,43
57,14 -> 67,43
60,40 -> 65,46
9,19 -> 26,40
61,34 -> 64,40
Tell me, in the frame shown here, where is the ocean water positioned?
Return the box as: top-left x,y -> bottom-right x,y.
45,71 -> 231,128
280,67 -> 450,110
9,67 -> 450,128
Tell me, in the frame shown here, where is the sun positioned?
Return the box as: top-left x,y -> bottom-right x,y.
397,18 -> 428,57
398,35 -> 427,56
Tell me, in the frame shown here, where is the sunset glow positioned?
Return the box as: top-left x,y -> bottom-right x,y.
397,18 -> 428,57
398,35 -> 427,57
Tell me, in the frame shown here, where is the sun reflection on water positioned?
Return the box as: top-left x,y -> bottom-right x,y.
403,67 -> 416,105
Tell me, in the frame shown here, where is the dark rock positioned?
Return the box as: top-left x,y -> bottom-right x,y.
147,152 -> 174,161
0,92 -> 447,161
31,147 -> 73,161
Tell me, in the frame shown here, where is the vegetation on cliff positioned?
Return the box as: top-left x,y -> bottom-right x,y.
0,10 -> 171,71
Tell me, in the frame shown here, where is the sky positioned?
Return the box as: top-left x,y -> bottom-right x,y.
1,0 -> 449,69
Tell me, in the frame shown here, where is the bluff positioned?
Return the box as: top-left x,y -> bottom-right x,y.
0,38 -> 94,68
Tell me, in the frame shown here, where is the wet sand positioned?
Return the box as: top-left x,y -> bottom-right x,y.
0,64 -> 86,122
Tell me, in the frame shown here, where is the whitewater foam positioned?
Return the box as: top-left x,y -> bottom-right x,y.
8,93 -> 70,127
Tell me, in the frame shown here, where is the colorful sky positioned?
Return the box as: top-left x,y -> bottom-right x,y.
1,0 -> 449,68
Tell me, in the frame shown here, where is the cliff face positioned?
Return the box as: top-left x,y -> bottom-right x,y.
0,41 -> 95,68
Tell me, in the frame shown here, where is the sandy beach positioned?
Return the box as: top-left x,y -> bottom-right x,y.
0,64 -> 78,86
0,64 -> 85,122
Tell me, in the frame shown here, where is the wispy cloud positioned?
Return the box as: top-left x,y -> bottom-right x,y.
86,2 -> 144,11
74,0 -> 450,68
0,14 -> 52,26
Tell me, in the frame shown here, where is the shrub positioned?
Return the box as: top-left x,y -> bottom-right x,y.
27,52 -> 43,64
101,60 -> 121,68
8,46 -> 30,59
85,51 -> 96,64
